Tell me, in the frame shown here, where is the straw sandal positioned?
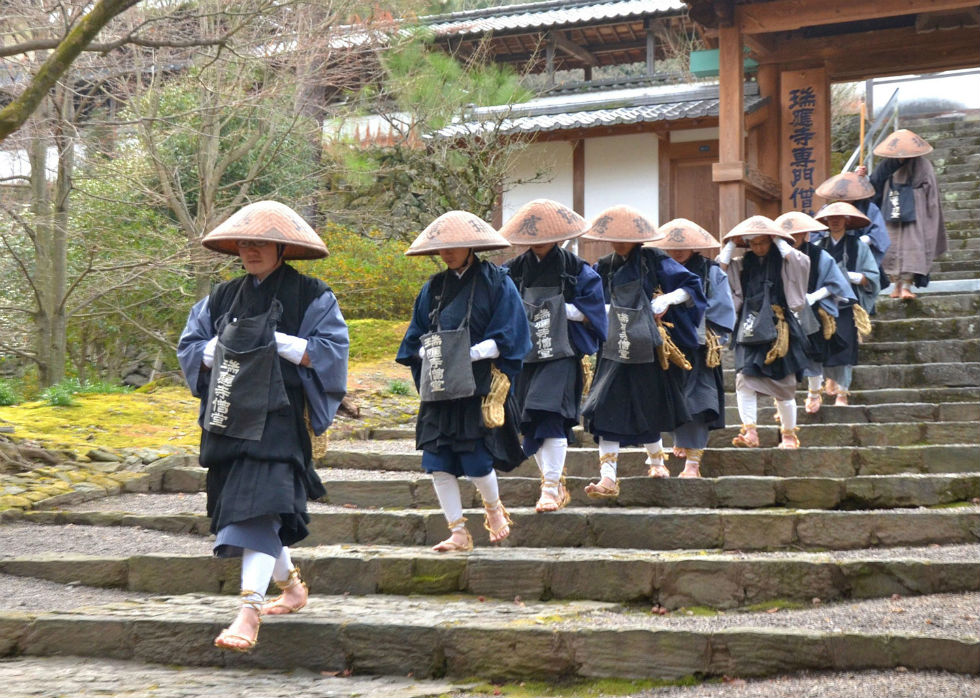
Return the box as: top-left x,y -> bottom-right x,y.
262,567 -> 308,616
483,501 -> 513,543
823,378 -> 839,397
214,591 -> 262,653
536,477 -> 571,513
731,424 -> 759,448
647,450 -> 671,478
585,453 -> 620,498
805,390 -> 823,414
778,427 -> 801,449
677,449 -> 704,479
432,517 -> 473,553
835,389 -> 849,406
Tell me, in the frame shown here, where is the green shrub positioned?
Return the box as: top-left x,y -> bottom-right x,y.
387,379 -> 412,396
0,379 -> 21,406
40,378 -> 132,407
297,224 -> 435,320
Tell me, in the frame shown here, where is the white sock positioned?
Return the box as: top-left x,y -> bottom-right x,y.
598,437 -> 619,481
776,399 -> 797,431
643,439 -> 664,465
431,471 -> 464,527
736,388 -> 758,426
538,438 -> 567,490
470,471 -> 502,507
272,547 -> 293,583
241,549 -> 276,599
808,375 -> 823,392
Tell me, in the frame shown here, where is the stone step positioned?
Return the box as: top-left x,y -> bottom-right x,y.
935,258 -> 980,272
2,545 -> 977,609
946,236 -> 980,250
861,316 -> 976,342
722,386 -> 980,406
360,402 -> 979,440
0,592 -> 976,679
318,444 -> 980,479
929,270 -> 980,281
858,338 -> 979,364
155,469 -> 978,511
14,505 -> 980,552
873,292 -> 979,319
722,362 -> 980,392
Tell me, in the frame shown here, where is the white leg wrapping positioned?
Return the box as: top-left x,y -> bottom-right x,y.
470,471 -> 501,507
808,375 -> 823,392
538,438 -> 567,488
776,399 -> 798,431
598,437 -> 619,481
643,439 -> 664,465
241,549 -> 276,599
272,547 -> 293,583
431,471 -> 465,528
736,387 -> 758,425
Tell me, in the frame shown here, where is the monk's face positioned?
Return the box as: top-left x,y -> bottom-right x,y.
824,216 -> 847,238
747,235 -> 772,258
666,249 -> 694,264
611,241 -> 638,257
438,247 -> 472,272
791,232 -> 807,248
237,240 -> 281,280
530,243 -> 556,258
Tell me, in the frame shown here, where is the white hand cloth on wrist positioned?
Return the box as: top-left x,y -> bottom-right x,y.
469,338 -> 500,361
805,287 -> 831,306
418,345 -> 426,360
718,241 -> 736,266
774,239 -> 793,257
274,331 -> 308,365
564,302 -> 585,322
650,288 -> 690,316
860,235 -> 871,245
202,337 -> 218,368
847,271 -> 864,284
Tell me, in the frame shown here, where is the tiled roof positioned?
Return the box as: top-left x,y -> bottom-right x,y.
434,81 -> 764,137
425,0 -> 686,37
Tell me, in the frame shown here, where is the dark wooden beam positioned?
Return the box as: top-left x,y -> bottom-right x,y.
572,139 -> 585,216
736,0 -> 980,34
550,31 -> 598,67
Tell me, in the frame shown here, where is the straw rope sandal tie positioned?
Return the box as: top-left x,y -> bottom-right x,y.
536,477 -> 571,513
778,427 -> 801,449
214,591 -> 262,653
805,389 -> 823,414
647,450 -> 671,478
677,449 -> 704,479
585,453 -> 620,498
732,424 -> 759,448
483,501 -> 514,543
262,567 -> 308,616
432,517 -> 474,553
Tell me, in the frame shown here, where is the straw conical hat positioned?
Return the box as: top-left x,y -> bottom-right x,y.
722,215 -> 792,246
815,172 -> 875,201
405,211 -> 511,256
872,128 -> 933,158
647,218 -> 720,252
581,205 -> 661,243
202,201 -> 327,259
814,201 -> 871,230
774,211 -> 828,236
499,199 -> 588,245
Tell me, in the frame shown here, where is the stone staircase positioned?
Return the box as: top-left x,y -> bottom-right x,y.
0,286 -> 978,685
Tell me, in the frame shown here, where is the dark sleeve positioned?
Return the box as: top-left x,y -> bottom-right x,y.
869,158 -> 904,207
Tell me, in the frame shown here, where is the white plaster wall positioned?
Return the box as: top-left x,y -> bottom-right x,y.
671,127 -> 720,143
583,132 -> 660,224
501,141 -> 574,220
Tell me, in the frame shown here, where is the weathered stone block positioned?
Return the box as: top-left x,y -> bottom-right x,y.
781,478 -> 842,509
550,558 -> 652,602
572,628 -> 708,679
715,477 -> 777,509
722,512 -> 796,550
466,558 -> 546,599
796,512 -> 873,549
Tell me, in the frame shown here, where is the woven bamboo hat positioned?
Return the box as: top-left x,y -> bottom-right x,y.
722,215 -> 793,246
815,172 -> 875,201
581,205 -> 661,243
202,201 -> 328,259
774,211 -> 828,236
872,128 -> 933,158
405,211 -> 511,256
499,199 -> 588,245
814,201 -> 871,230
647,218 -> 720,252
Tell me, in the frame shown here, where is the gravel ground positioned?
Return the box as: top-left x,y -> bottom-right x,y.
0,522 -> 213,557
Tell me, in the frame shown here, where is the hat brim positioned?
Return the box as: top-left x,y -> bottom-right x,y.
203,236 -> 328,260
404,240 -> 512,256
